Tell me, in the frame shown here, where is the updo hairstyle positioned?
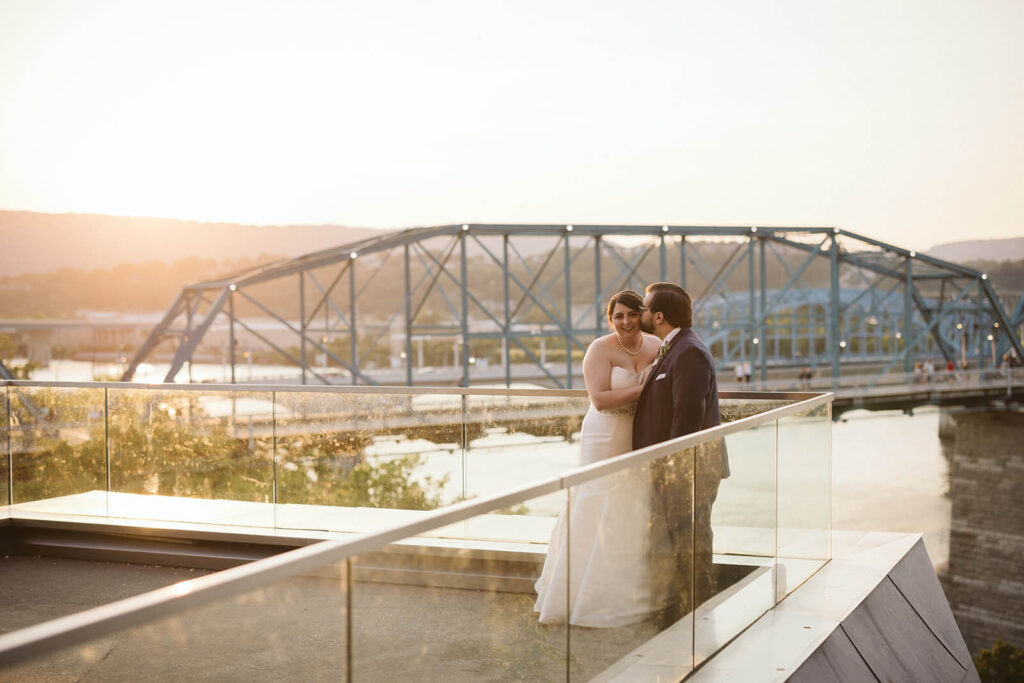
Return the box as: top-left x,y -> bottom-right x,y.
606,289 -> 644,322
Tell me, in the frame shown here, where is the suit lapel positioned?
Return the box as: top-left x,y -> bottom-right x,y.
640,329 -> 685,395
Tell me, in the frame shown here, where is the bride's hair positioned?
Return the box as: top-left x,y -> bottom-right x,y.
606,290 -> 644,321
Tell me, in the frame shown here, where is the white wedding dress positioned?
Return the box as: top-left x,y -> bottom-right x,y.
534,365 -> 663,628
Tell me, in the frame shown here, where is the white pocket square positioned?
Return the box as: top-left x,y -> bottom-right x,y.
655,373 -> 667,380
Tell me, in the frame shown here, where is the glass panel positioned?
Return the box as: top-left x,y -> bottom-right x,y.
351,488 -> 569,680
274,391 -> 464,533
719,396 -> 793,424
777,403 -> 831,599
464,391 -> 589,504
567,450 -> 692,682
107,388 -> 275,527
9,386 -> 106,516
2,386 -> 9,508
698,419 -> 778,665
0,555 -> 348,680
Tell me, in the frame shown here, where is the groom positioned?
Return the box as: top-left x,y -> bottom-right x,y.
633,281 -> 728,628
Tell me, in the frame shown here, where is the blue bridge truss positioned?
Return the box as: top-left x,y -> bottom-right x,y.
123,225 -> 1024,390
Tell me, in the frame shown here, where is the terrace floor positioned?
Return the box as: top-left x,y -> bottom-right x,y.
0,553 -> 667,682
0,492 -> 827,682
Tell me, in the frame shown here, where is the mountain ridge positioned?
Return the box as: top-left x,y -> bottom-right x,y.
5,210 -> 1023,275
926,237 -> 1024,264
0,210 -> 389,275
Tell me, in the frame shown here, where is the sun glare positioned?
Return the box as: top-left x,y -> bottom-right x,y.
0,0 -> 1021,244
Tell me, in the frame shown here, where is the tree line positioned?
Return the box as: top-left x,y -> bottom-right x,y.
2,243 -> 1020,323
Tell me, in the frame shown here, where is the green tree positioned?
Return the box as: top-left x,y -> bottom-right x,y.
11,390 -> 448,512
0,333 -> 37,378
975,641 -> 1024,683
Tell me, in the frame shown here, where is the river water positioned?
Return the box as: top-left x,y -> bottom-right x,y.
832,407 -> 948,567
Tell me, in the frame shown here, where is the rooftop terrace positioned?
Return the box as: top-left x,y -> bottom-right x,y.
0,381 -> 973,680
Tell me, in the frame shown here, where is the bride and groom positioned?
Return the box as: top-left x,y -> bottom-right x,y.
534,282 -> 728,629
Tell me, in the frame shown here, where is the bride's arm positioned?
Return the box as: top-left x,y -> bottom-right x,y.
583,339 -> 644,411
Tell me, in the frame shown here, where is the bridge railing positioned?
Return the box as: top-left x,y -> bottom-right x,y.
0,381 -> 832,680
725,365 -> 1024,396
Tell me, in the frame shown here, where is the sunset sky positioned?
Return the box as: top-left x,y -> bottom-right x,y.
1,0 -> 1022,251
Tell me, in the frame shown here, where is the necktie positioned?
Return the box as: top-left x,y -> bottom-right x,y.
655,341 -> 673,363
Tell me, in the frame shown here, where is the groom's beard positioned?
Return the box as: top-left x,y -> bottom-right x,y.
639,317 -> 655,334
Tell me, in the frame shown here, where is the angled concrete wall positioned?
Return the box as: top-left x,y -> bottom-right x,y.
791,538 -> 977,682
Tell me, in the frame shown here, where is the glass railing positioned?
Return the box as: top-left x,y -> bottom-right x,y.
0,381 -> 831,680
4,382 -> 594,532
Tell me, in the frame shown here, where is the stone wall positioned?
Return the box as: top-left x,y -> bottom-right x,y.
941,408 -> 1024,655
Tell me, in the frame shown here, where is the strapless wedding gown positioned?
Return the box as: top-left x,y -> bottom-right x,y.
534,365 -> 663,628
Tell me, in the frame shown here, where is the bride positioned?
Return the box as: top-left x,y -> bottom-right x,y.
534,290 -> 664,628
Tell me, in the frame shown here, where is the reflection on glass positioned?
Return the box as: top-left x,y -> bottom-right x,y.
274,391 -> 463,533
555,452 -> 690,682
0,557 -> 349,680
464,392 -> 588,513
2,386 -> 9,507
777,403 -> 831,599
719,397 -> 793,424
351,489 -> 569,681
700,420 -> 778,665
9,387 -> 105,515
107,388 -> 274,526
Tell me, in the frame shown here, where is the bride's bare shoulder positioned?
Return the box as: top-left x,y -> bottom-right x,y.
585,334 -> 615,358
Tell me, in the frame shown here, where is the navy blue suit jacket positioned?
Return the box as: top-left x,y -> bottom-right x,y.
632,327 -> 728,476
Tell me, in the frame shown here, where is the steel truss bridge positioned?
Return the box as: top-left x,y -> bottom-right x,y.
123,225 -> 1024,392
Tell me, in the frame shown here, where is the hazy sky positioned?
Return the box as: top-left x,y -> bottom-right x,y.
1,0 -> 1022,250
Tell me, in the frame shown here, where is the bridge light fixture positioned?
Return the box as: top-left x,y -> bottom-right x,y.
752,337 -> 759,345
994,322 -> 1000,328
350,252 -> 358,259
566,225 -> 573,232
987,334 -> 994,341
468,356 -> 477,365
662,225 -> 669,233
839,340 -> 847,349
895,332 -> 902,340
461,224 -> 469,231
833,227 -> 840,234
909,251 -> 916,258
956,323 -> 963,330
400,352 -> 407,359
228,284 -> 237,292
750,226 -> 758,234
981,273 -> 988,280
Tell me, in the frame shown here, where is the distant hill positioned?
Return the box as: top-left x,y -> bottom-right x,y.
0,210 -> 389,275
927,237 -> 1024,264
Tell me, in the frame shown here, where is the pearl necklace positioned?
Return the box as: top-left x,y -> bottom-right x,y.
615,333 -> 643,356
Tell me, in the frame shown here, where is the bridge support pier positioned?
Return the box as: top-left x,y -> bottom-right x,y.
939,406 -> 1024,656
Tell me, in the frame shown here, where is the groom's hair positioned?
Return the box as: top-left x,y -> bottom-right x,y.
646,282 -> 692,328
